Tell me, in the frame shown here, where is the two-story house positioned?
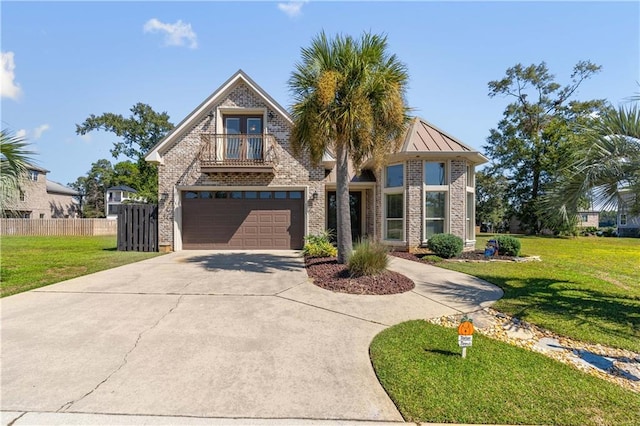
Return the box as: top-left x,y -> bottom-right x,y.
145,70 -> 488,252
105,185 -> 141,219
2,163 -> 79,218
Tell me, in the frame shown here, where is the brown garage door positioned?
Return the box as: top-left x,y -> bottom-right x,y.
182,190 -> 304,250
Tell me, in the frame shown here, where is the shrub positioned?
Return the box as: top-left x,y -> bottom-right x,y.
426,234 -> 463,259
495,235 -> 521,256
348,239 -> 389,277
302,231 -> 337,258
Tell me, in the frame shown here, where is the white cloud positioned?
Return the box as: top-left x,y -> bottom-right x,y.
277,1 -> 307,18
15,129 -> 27,138
1,51 -> 22,100
79,133 -> 92,143
143,18 -> 198,49
33,124 -> 50,139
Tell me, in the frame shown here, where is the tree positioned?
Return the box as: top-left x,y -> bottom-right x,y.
485,61 -> 606,233
76,103 -> 173,202
289,31 -> 411,263
545,102 -> 640,220
69,159 -> 114,218
0,129 -> 36,213
475,170 -> 509,232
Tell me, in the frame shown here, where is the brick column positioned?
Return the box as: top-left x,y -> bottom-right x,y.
406,160 -> 423,252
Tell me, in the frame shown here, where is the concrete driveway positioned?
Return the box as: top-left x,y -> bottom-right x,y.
1,251 -> 502,424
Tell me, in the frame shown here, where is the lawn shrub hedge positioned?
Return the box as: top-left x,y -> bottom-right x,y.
426,233 -> 463,259
495,235 -> 521,256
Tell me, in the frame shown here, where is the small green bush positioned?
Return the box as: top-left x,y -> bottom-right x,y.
426,234 -> 463,259
495,235 -> 521,256
348,239 -> 389,277
302,231 -> 337,258
421,255 -> 443,263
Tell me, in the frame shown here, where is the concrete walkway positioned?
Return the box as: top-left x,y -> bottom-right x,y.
1,251 -> 502,425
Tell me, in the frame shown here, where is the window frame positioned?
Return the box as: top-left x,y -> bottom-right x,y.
383,163 -> 405,242
620,214 -> 627,226
423,161 -> 449,242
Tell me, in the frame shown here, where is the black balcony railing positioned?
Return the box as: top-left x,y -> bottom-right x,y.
199,134 -> 277,172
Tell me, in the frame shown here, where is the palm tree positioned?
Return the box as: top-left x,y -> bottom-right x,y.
289,32 -> 410,263
545,102 -> 640,221
1,129 -> 35,212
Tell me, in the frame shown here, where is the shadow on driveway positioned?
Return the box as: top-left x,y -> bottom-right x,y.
183,251 -> 305,274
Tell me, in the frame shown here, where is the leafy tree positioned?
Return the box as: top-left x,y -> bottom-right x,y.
69,159 -> 114,218
485,61 -> 606,233
289,31 -> 411,263
0,129 -> 36,213
76,103 -> 173,202
475,169 -> 509,232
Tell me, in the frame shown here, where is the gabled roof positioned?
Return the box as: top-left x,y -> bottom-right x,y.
395,117 -> 488,164
145,70 -> 292,164
47,181 -> 79,196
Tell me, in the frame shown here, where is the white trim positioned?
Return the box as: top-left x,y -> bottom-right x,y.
423,160 -> 450,242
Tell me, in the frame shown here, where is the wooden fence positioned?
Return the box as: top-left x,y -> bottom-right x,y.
0,218 -> 117,236
117,204 -> 158,252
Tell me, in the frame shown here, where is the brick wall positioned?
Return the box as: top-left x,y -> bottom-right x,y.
449,160 -> 467,242
406,160 -> 423,251
157,80 -> 325,250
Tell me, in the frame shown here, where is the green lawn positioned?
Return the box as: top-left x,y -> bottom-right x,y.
440,235 -> 640,352
1,236 -> 164,297
370,321 -> 640,425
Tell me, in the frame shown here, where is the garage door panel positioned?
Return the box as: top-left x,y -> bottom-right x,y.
182,191 -> 304,250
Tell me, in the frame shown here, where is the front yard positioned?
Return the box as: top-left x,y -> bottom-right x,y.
441,235 -> 640,352
0,236 -> 164,297
371,235 -> 640,425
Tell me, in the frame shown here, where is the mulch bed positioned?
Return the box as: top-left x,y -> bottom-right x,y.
390,250 -> 516,263
304,256 -> 415,295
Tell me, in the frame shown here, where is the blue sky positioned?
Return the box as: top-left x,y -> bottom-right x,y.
2,1 -> 638,187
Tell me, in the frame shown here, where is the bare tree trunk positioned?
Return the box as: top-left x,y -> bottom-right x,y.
336,142 -> 353,264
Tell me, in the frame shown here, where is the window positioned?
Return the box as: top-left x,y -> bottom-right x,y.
425,192 -> 446,238
230,191 -> 242,199
274,191 -> 287,199
466,192 -> 475,240
289,191 -> 302,199
19,190 -> 25,201
620,214 -> 627,226
581,214 -> 589,222
383,164 -> 404,240
214,192 -> 228,199
424,162 -> 446,185
29,170 -> 38,181
244,191 -> 257,199
259,191 -> 272,199
467,165 -> 474,188
424,161 -> 449,240
40,213 -> 45,219
385,164 -> 404,188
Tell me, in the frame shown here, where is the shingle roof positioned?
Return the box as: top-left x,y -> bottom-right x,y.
46,181 -> 79,196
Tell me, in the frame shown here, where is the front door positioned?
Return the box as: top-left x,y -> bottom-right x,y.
327,191 -> 362,242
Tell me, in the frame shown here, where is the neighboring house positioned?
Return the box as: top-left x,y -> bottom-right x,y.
577,211 -> 599,228
617,190 -> 639,237
145,70 -> 488,252
2,164 -> 79,218
105,185 -> 140,219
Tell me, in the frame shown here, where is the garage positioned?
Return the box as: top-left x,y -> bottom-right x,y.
181,190 -> 305,250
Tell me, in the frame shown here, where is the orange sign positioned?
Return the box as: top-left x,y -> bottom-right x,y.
458,320 -> 474,336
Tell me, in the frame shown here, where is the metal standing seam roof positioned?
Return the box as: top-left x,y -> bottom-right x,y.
401,117 -> 475,153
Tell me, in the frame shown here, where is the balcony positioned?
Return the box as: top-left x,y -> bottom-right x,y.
199,134 -> 277,173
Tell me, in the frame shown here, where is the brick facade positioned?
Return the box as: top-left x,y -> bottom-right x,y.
156,80 -> 325,250
3,169 -> 78,219
149,71 -> 484,252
